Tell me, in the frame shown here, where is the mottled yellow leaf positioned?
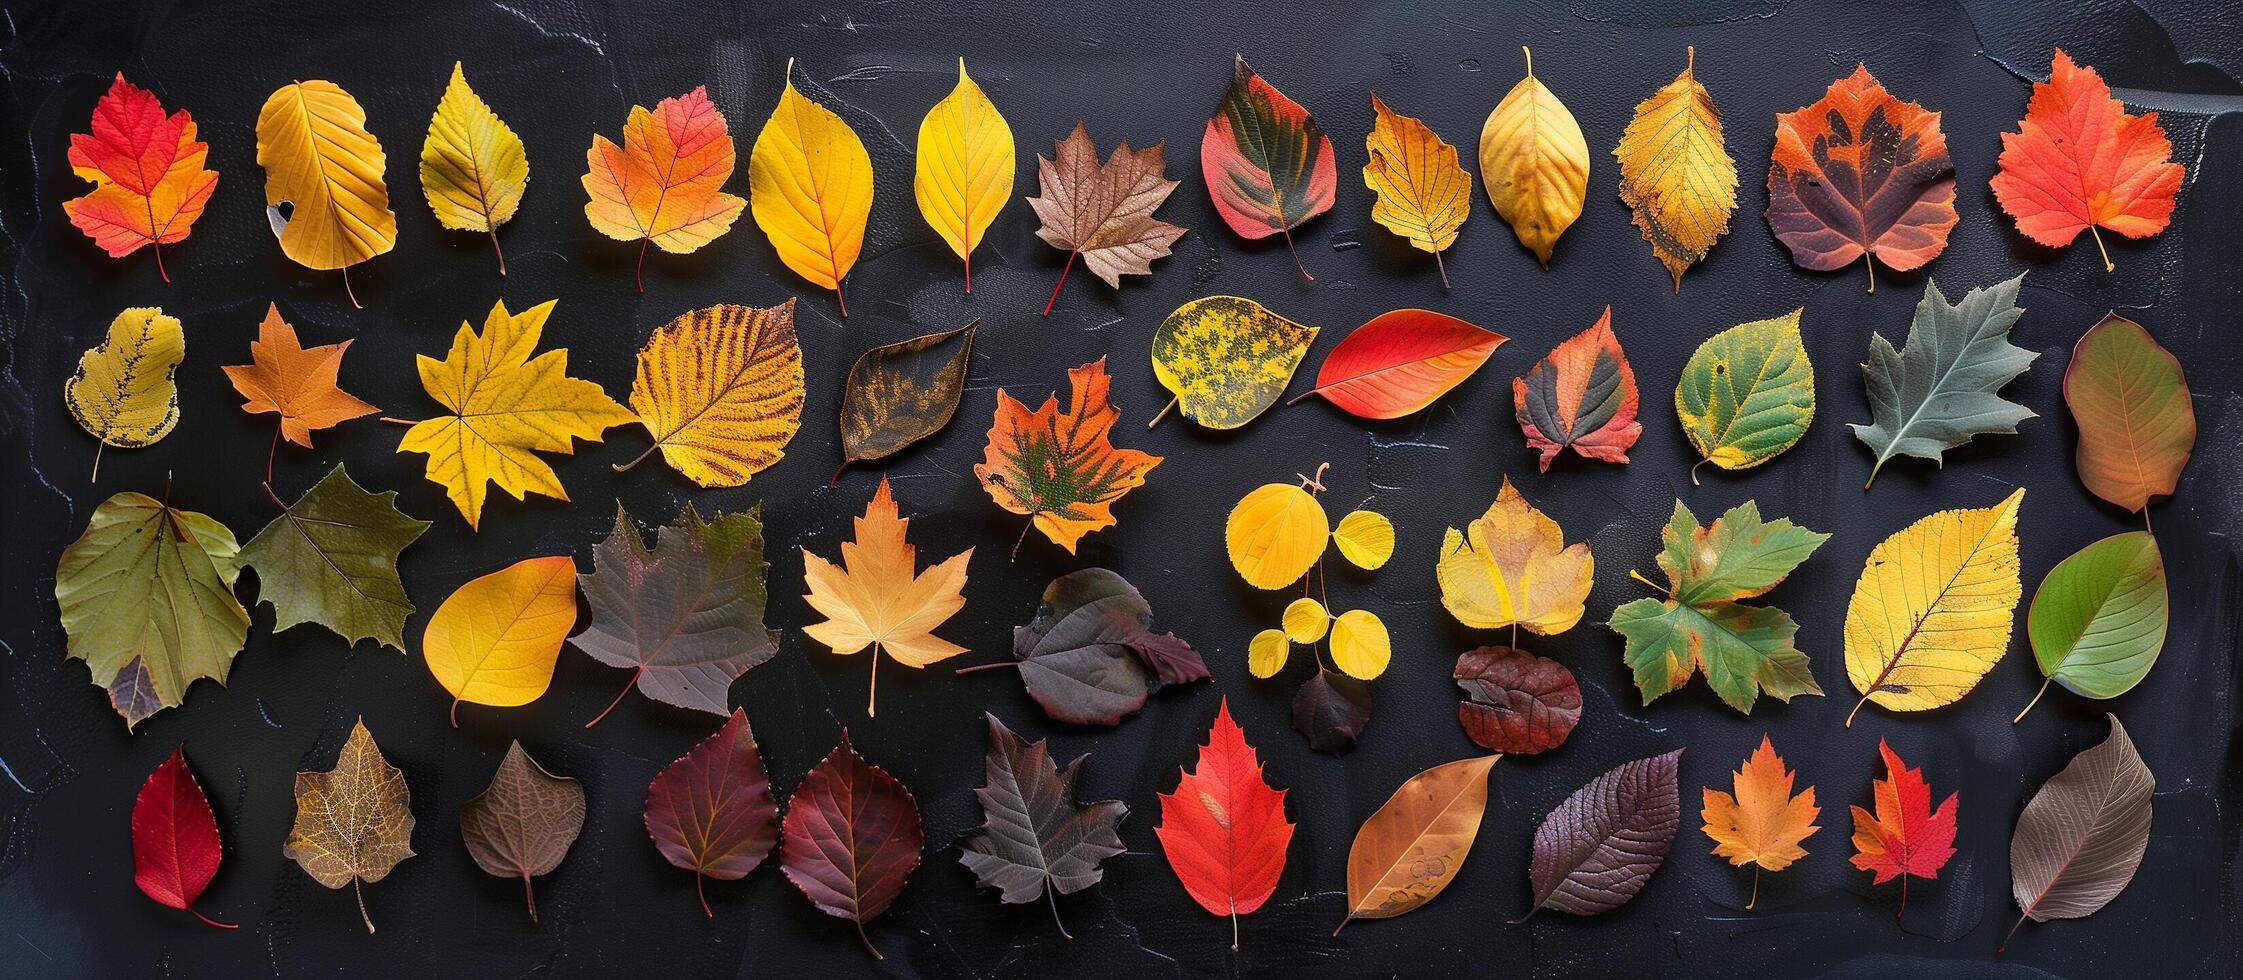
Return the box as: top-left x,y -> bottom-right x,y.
1332,509 -> 1395,570
65,307 -> 182,474
1844,489 -> 2025,725
915,59 -> 1013,290
1226,482 -> 1330,590
420,62 -> 528,275
1149,296 -> 1318,430
1613,48 -> 1736,290
255,80 -> 396,303
1437,477 -> 1593,635
423,556 -> 578,722
749,61 -> 874,315
1330,609 -> 1391,681
623,300 -> 805,488
1364,92 -> 1469,286
1479,47 -> 1588,266
1248,628 -> 1290,679
1283,597 -> 1329,643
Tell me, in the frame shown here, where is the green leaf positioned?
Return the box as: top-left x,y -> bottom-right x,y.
2021,531 -> 2167,717
1608,500 -> 1828,713
1853,275 -> 2039,488
242,465 -> 430,652
1676,309 -> 1814,480
56,492 -> 248,729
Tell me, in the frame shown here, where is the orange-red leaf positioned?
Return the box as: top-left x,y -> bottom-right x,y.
222,304 -> 378,448
1849,740 -> 1957,896
1766,65 -> 1956,285
974,357 -> 1162,554
582,86 -> 746,291
1155,699 -> 1292,945
1990,49 -> 2185,268
1702,735 -> 1820,872
1512,306 -> 1640,470
1202,55 -> 1335,280
63,74 -> 219,281
1291,310 -> 1505,419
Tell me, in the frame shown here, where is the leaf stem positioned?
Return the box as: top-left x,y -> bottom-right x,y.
952,661 -> 1021,676
1690,457 -> 1708,486
154,241 -> 170,283
1042,250 -> 1077,317
584,666 -> 643,728
963,252 -> 972,295
1046,887 -> 1073,940
1522,45 -> 1534,78
613,441 -> 661,473
1280,224 -> 1313,282
450,698 -> 462,729
1747,867 -> 1759,911
2090,226 -> 2115,273
1999,909 -> 2030,952
635,237 -> 649,293
1898,875 -> 1908,919
341,265 -> 361,309
1863,457 -> 1887,491
1230,906 -> 1240,952
263,481 -> 286,511
266,424 -> 283,489
354,879 -> 376,934
696,872 -> 712,918
522,872 -> 539,924
188,905 -> 237,929
2011,677 -> 2051,725
1146,396 -> 1178,429
1434,249 -> 1450,290
491,229 -> 508,277
90,443 -> 103,483
1012,518 -> 1033,561
834,284 -> 850,319
1844,695 -> 1870,729
866,648 -> 879,718
855,919 -> 883,959
829,458 -> 850,487
378,416 -> 417,425
1628,569 -> 1672,597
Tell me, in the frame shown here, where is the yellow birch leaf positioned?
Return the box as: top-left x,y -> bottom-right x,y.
420,62 -> 528,275
423,555 -> 578,723
1283,597 -> 1330,643
1436,477 -> 1593,635
1248,628 -> 1290,678
65,307 -> 183,473
914,59 -> 1014,291
749,60 -> 874,315
1226,482 -> 1330,590
1330,609 -> 1392,680
256,80 -> 396,304
1843,489 -> 2025,725
1332,509 -> 1396,570
1479,47 -> 1589,266
622,300 -> 805,488
1613,48 -> 1736,290
1364,92 -> 1470,287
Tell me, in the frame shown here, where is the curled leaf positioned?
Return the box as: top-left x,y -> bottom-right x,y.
989,568 -> 1205,726
1453,646 -> 1580,755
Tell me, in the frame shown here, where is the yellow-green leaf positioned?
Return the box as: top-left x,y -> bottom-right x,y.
914,59 -> 1014,290
1678,308 -> 1815,480
1479,47 -> 1588,266
65,307 -> 183,474
1226,482 -> 1330,590
1331,609 -> 1392,680
1333,509 -> 1395,570
1843,488 -> 2025,726
56,491 -> 247,729
1149,296 -> 1318,430
749,61 -> 874,315
423,555 -> 578,722
420,62 -> 528,275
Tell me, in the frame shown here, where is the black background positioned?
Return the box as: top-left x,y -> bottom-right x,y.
2,1 -> 2239,977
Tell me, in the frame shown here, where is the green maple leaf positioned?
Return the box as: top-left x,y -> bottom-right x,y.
1608,500 -> 1829,713
242,465 -> 430,651
1853,274 -> 2039,488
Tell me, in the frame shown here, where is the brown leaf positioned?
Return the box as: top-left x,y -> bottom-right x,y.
1335,754 -> 1499,932
1453,646 -> 1580,755
2003,714 -> 2153,950
1527,749 -> 1682,917
460,741 -> 585,924
959,713 -> 1128,939
283,718 -> 415,933
837,321 -> 977,474
1028,123 -> 1186,315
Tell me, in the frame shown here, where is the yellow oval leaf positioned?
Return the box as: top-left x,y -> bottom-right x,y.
749,61 -> 874,312
1436,477 -> 1594,635
66,308 -> 183,463
1150,296 -> 1319,430
1843,488 -> 2025,725
1283,597 -> 1329,643
1479,47 -> 1588,266
1332,509 -> 1396,570
1330,609 -> 1391,681
1339,754 -> 1500,930
1226,483 -> 1330,590
914,59 -> 1014,288
625,300 -> 805,488
1364,92 -> 1470,284
424,555 -> 578,718
256,80 -> 397,275
1248,627 -> 1290,679
420,62 -> 528,274
1613,48 -> 1736,290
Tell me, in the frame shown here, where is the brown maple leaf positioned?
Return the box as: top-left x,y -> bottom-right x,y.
223,303 -> 378,449
1028,123 -> 1186,316
974,356 -> 1162,557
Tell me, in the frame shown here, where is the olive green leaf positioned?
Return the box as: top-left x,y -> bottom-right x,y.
56,491 -> 248,729
1853,275 -> 2038,489
837,321 -> 976,477
1677,309 -> 1814,481
1148,295 -> 1318,429
242,465 -> 431,652
2015,531 -> 2167,722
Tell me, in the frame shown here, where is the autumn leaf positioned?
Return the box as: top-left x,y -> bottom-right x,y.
575,503 -> 777,725
1203,55 -> 1335,280
1288,309 -> 1505,419
2016,532 -> 2166,722
961,713 -> 1129,939
1479,47 -> 1588,266
1702,735 -> 1819,910
1678,309 -> 1815,481
1363,93 -> 1469,286
1029,123 -> 1187,316
778,732 -> 922,959
1328,609 -> 1391,681
976,356 -> 1162,555
1335,755 -> 1498,932
916,59 -> 1013,291
1331,510 -> 1395,569
1149,296 -> 1318,430
837,321 -> 976,478
393,299 -> 635,530
460,742 -> 584,924
1767,65 -> 1957,291
421,62 -> 528,275
2065,314 -> 2194,516
1614,48 -> 1735,290
1843,489 -> 2024,726
222,304 -> 378,461
1853,276 -> 2037,489
1528,749 -> 1683,917
1293,670 -> 1372,752
2003,714 -> 2153,951
63,74 -> 217,281
621,300 -> 805,488
1849,739 -> 1957,918
1609,500 -> 1829,713
132,746 -> 234,929
1514,306 -> 1641,471
422,556 -> 578,726
65,307 -> 183,479
801,476 -> 972,716
241,464 -> 429,652
1991,49 -> 2185,272
1155,699 -> 1292,951
56,491 -> 247,729
750,61 -> 874,315
1453,646 -> 1581,755
284,718 -> 415,934
1227,482 -> 1330,590
644,708 -> 778,918
1436,477 -> 1594,637
583,86 -> 746,293
255,80 -> 395,307
965,568 -> 1205,726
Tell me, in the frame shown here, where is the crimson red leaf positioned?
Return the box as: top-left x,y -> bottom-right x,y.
1513,307 -> 1641,470
1155,699 -> 1293,950
1453,646 -> 1581,755
1849,738 -> 1958,918
131,746 -> 235,929
643,708 -> 777,918
1291,310 -> 1506,419
779,731 -> 923,959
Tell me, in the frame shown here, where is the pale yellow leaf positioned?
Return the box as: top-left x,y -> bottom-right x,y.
1436,477 -> 1593,635
1479,47 -> 1588,265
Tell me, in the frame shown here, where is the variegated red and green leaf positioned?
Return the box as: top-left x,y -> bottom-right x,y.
974,357 -> 1163,554
1766,65 -> 1956,290
1514,307 -> 1641,470
2064,314 -> 2194,515
1288,310 -> 1504,420
1202,55 -> 1336,281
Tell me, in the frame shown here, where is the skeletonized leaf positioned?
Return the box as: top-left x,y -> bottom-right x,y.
420,62 -> 528,274
1613,48 -> 1735,290
960,714 -> 1128,937
241,464 -> 429,651
1479,47 -> 1588,266
625,300 -> 805,489
1453,646 -> 1580,755
838,321 -> 976,471
1853,275 -> 2038,488
1677,309 -> 1815,479
1513,306 -> 1641,471
1336,755 -> 1499,932
1766,65 -> 1957,288
2065,314 -> 2193,514
459,741 -> 584,924
284,718 -> 415,933
1528,749 -> 1683,916
778,733 -> 923,959
1844,489 -> 2024,725
1363,93 -> 1470,285
1150,296 -> 1318,430
2004,714 -> 2153,949
915,59 -> 1013,290
1289,309 -> 1505,420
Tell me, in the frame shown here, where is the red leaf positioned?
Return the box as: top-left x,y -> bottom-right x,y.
1512,307 -> 1641,470
1990,49 -> 2186,271
643,708 -> 777,918
131,746 -> 235,929
63,74 -> 219,281
1202,55 -> 1337,280
1291,309 -> 1506,419
1849,739 -> 1958,917
1154,699 -> 1294,949
779,732 -> 923,959
1765,65 -> 1957,287
1452,646 -> 1582,755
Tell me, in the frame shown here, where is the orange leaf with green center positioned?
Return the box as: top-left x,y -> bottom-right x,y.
1702,735 -> 1820,909
975,357 -> 1163,556
1990,49 -> 2185,272
1766,65 -> 1956,292
63,74 -> 217,282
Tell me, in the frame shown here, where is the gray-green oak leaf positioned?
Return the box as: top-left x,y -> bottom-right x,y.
242,465 -> 429,652
1854,274 -> 2038,488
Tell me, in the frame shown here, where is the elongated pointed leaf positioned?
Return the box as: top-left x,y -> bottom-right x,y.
1853,275 -> 2038,487
1844,490 -> 2024,722
2006,715 -> 2153,948
1528,749 -> 1682,916
839,322 -> 976,468
1292,310 -> 1505,420
1338,755 -> 1498,930
132,746 -> 232,928
1155,699 -> 1292,940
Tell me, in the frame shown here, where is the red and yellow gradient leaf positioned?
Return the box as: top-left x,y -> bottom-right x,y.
1513,306 -> 1641,471
975,357 -> 1162,554
1289,310 -> 1505,420
1990,49 -> 2185,271
1202,55 -> 1336,281
583,86 -> 747,293
1766,65 -> 1957,292
1155,699 -> 1294,950
64,74 -> 218,282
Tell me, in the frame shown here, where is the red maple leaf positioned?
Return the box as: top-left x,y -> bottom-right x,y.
63,74 -> 219,282
1849,739 -> 1957,917
1154,698 -> 1294,950
1989,49 -> 2186,271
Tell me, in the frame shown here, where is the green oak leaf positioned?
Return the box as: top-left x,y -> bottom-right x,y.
1853,274 -> 2039,489
2017,531 -> 2167,721
573,502 -> 778,722
242,464 -> 430,651
1608,499 -> 1829,713
57,491 -> 249,729
1676,308 -> 1815,482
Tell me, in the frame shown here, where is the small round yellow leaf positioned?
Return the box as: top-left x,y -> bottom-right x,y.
1248,628 -> 1290,679
1226,483 -> 1329,590
1332,509 -> 1396,570
423,555 -> 579,714
1283,597 -> 1330,643
1330,608 -> 1392,680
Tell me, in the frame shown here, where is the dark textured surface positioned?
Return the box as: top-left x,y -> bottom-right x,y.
0,0 -> 2238,976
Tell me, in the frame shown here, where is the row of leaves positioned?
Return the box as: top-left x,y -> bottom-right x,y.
66,48 -> 2183,307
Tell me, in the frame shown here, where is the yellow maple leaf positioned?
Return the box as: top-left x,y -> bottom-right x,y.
255,80 -> 396,306
422,556 -> 578,726
1844,489 -> 2025,725
621,299 -> 805,488
749,61 -> 874,315
1613,47 -> 1736,290
1702,734 -> 1820,908
1479,47 -> 1589,266
1363,92 -> 1470,287
65,307 -> 183,479
801,476 -> 972,716
420,62 -> 528,275
1436,476 -> 1594,636
393,300 -> 635,531
915,59 -> 1014,292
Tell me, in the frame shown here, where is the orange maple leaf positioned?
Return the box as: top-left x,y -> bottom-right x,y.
63,74 -> 219,282
974,357 -> 1163,557
801,476 -> 973,717
1990,49 -> 2185,271
1701,734 -> 1820,909
582,86 -> 747,293
223,304 -> 378,450
1849,739 -> 1957,918
1766,65 -> 1956,291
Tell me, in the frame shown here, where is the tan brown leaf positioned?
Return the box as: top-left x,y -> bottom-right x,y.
283,718 -> 415,933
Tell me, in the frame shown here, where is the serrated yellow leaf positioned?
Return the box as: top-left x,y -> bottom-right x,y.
1333,509 -> 1396,570
1436,477 -> 1593,635
395,300 -> 635,531
749,60 -> 874,314
623,300 -> 805,488
420,62 -> 527,275
1364,92 -> 1470,285
423,556 -> 577,722
255,80 -> 396,296
1479,47 -> 1588,266
1843,488 -> 2025,725
1613,48 -> 1736,290
1283,597 -> 1329,643
1248,628 -> 1290,679
66,308 -> 183,473
915,59 -> 1014,290
1226,482 -> 1330,590
1330,609 -> 1391,681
